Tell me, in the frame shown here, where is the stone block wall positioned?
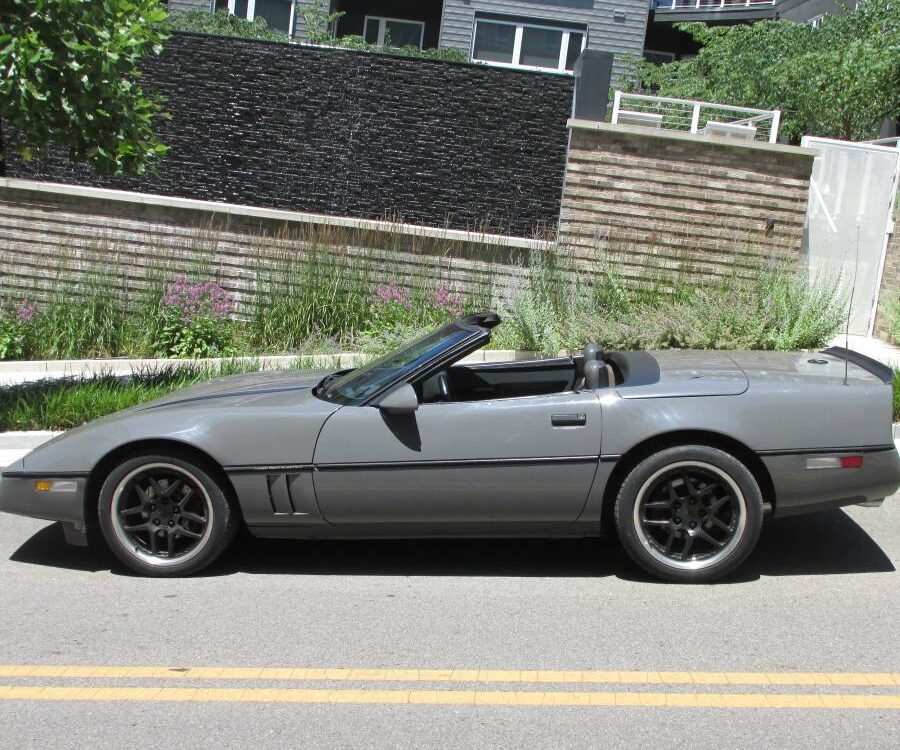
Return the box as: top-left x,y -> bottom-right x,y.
557,121 -> 817,285
1,32 -> 573,238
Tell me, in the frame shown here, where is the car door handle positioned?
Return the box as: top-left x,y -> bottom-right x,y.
551,413 -> 586,427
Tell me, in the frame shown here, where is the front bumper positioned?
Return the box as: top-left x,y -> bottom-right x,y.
0,470 -> 89,543
764,447 -> 900,517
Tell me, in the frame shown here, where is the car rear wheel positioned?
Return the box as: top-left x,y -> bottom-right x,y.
98,454 -> 239,577
614,446 -> 764,583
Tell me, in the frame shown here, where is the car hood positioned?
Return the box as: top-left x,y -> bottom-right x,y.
11,368 -> 345,476
137,368 -> 338,411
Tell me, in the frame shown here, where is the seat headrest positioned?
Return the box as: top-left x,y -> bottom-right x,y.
583,343 -> 604,362
583,360 -> 610,390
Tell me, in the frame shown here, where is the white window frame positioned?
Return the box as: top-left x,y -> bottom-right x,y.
363,15 -> 426,50
220,0 -> 296,36
470,17 -> 587,74
807,14 -> 825,28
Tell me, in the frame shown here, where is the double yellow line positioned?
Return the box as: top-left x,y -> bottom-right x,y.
1,665 -> 898,709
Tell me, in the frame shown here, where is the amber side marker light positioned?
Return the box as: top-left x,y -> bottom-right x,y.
34,480 -> 78,492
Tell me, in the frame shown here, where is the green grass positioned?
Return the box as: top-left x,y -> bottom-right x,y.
0,360 -> 306,431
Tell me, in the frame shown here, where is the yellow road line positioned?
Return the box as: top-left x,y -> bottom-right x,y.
0,684 -> 897,709
0,665 -> 897,687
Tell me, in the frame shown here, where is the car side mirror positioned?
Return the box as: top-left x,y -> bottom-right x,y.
377,384 -> 419,415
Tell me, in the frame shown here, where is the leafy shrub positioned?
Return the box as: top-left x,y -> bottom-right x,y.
0,300 -> 35,360
504,254 -> 846,355
167,9 -> 288,41
152,276 -> 235,358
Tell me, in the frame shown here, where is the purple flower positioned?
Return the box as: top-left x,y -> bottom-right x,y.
432,283 -> 463,313
161,276 -> 233,322
16,301 -> 35,324
374,280 -> 412,309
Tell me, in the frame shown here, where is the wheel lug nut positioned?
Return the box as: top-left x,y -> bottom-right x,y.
168,520 -> 175,527
674,517 -> 681,524
153,519 -> 160,525
690,522 -> 696,528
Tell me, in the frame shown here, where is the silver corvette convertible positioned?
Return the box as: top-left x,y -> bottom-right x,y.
1,312 -> 898,582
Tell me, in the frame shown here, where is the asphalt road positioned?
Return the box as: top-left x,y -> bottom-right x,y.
0,458 -> 898,748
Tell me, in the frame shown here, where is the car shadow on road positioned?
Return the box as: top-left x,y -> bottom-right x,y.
9,508 -> 895,581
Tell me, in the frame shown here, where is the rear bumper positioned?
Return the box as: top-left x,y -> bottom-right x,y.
763,446 -> 900,517
0,472 -> 88,540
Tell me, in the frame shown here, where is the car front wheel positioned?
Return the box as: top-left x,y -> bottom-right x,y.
614,445 -> 764,583
98,454 -> 239,577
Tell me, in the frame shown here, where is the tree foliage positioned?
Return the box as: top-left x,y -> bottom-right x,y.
634,0 -> 900,141
167,9 -> 288,42
0,0 -> 170,176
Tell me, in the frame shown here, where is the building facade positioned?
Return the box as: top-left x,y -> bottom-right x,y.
169,1 -> 852,76
169,1 -> 650,77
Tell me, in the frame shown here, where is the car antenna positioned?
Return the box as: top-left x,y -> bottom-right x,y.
843,225 -> 860,386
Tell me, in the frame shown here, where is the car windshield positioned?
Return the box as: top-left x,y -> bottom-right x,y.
317,322 -> 478,405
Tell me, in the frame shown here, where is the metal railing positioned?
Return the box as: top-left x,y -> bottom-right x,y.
610,91 -> 781,144
659,0 -> 775,9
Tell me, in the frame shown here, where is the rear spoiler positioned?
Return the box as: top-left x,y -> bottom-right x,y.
821,346 -> 894,384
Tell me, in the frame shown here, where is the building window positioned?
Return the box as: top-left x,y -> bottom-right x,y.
808,14 -> 825,28
472,17 -> 586,73
214,0 -> 295,36
363,16 -> 426,49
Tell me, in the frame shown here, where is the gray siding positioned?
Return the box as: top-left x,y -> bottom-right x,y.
439,0 -> 649,78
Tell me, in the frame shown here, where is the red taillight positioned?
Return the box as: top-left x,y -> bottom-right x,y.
840,455 -> 864,469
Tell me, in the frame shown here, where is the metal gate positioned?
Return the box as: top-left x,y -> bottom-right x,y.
802,136 -> 899,336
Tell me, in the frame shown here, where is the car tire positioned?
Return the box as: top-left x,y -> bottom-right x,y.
98,453 -> 239,577
614,445 -> 764,583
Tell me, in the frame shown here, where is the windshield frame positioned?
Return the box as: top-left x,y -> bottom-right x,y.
315,318 -> 489,407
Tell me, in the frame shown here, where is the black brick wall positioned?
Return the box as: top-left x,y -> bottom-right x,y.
2,33 -> 573,236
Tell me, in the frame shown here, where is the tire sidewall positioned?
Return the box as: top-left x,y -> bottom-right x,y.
98,453 -> 236,577
615,445 -> 764,583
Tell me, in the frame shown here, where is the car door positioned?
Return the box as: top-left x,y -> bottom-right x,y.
312,391 -> 603,525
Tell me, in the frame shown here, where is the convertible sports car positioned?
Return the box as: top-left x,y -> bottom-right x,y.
1,312 -> 898,582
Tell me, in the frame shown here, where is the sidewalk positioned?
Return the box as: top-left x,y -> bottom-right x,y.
0,431 -> 57,468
